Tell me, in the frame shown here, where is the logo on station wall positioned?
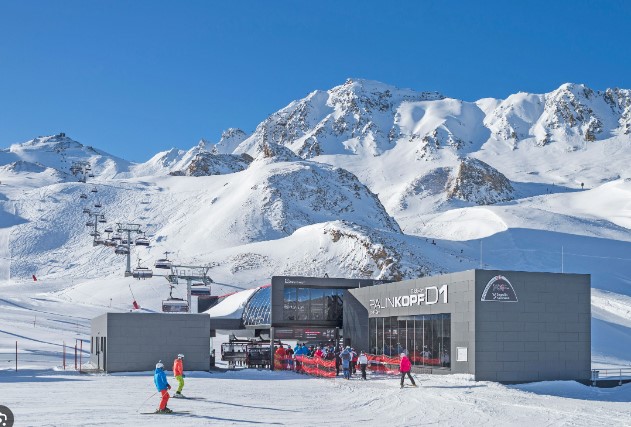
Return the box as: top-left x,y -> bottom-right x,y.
481,275 -> 518,302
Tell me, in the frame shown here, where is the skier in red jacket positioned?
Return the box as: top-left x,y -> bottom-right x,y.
399,353 -> 417,388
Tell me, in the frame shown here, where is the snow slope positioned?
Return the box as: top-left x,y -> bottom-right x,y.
1,77 -> 631,426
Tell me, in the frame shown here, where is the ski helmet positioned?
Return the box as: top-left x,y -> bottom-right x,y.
400,352 -> 406,357
156,361 -> 164,369
177,353 -> 184,359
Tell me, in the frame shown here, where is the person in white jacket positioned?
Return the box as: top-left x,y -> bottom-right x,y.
358,351 -> 369,380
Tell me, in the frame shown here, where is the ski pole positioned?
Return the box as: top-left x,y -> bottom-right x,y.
136,391 -> 159,412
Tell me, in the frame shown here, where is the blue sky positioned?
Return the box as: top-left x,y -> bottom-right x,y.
1,0 -> 630,162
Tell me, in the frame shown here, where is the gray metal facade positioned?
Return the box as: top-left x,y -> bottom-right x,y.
346,269 -> 591,382
90,313 -> 211,373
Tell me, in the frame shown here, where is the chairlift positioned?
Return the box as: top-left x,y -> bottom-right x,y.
98,215 -> 106,223
103,239 -> 116,247
121,238 -> 129,245
94,201 -> 102,208
114,245 -> 129,255
82,207 -> 91,214
94,237 -> 104,245
162,298 -> 189,313
154,259 -> 172,269
111,233 -> 122,241
88,173 -> 95,178
91,187 -> 98,193
104,226 -> 113,233
135,233 -> 150,246
132,259 -> 153,279
79,193 -> 87,199
89,231 -> 100,237
190,286 -> 211,297
86,221 -> 95,227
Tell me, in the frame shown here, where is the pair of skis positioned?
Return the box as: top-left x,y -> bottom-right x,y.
140,395 -> 205,415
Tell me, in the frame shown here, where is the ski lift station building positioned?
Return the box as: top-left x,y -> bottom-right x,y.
90,269 -> 591,382
205,270 -> 591,382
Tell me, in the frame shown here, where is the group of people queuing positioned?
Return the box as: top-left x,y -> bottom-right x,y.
276,343 -> 410,383
153,353 -> 186,414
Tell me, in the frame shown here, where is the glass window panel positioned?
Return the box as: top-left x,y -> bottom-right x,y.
283,287 -> 296,320
296,288 -> 309,321
376,318 -> 384,355
310,289 -> 325,320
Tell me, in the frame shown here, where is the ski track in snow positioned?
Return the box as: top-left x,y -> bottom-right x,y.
1,369 -> 630,426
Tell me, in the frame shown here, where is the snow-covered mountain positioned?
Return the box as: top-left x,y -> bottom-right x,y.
1,78 -> 631,371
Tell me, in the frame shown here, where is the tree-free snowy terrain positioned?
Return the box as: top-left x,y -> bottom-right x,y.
1,79 -> 631,425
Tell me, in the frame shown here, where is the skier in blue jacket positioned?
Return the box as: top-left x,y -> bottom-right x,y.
154,361 -> 172,413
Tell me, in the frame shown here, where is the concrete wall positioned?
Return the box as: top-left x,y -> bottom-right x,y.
90,313 -> 211,373
474,270 -> 591,382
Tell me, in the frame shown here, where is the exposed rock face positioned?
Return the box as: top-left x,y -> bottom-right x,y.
171,152 -> 253,176
234,78 -> 444,158
321,221 -> 428,281
447,158 -> 514,205
603,87 -> 631,135
212,128 -> 249,154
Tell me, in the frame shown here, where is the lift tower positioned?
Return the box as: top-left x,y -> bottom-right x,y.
166,265 -> 212,313
116,223 -> 142,276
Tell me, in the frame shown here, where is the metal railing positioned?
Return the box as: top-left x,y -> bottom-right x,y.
591,368 -> 631,385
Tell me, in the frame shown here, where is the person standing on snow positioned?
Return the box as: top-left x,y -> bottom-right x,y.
340,346 -> 352,379
172,354 -> 185,397
399,352 -> 417,388
154,361 -> 172,413
350,348 -> 358,375
358,351 -> 368,380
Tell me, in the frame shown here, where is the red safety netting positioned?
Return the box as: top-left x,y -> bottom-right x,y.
274,355 -> 336,377
275,353 -> 442,378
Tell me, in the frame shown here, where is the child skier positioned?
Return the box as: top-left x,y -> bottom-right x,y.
173,353 -> 185,397
154,361 -> 172,413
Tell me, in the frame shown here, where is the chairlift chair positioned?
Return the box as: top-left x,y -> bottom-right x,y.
132,261 -> 153,279
190,286 -> 211,297
86,221 -> 95,227
135,234 -> 150,246
98,215 -> 106,223
89,231 -> 100,237
104,226 -> 113,233
94,237 -> 104,245
79,193 -> 87,199
154,258 -> 172,269
121,238 -> 129,245
162,298 -> 188,313
114,245 -> 129,255
103,239 -> 116,247
88,173 -> 95,178
82,207 -> 91,214
91,187 -> 97,193
94,201 -> 102,208
111,233 -> 122,241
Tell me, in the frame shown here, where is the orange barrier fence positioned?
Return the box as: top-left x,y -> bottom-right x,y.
275,353 -> 443,378
274,355 -> 336,377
